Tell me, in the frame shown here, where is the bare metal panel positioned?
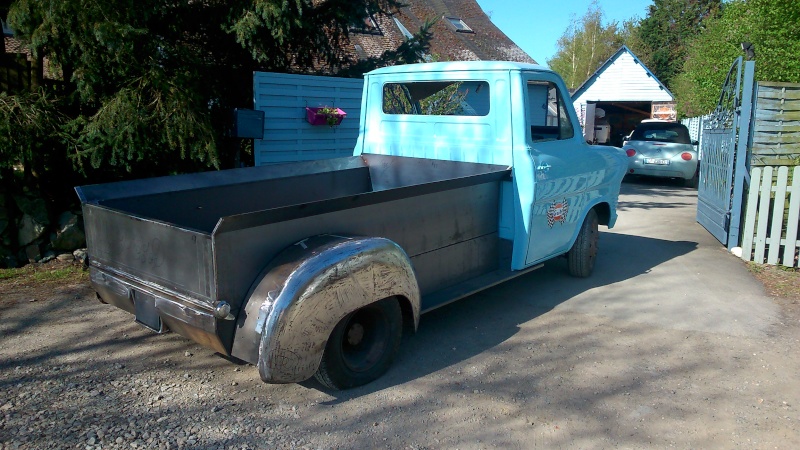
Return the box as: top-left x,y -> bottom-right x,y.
83,206 -> 215,303
79,154 -> 509,318
362,153 -> 511,190
214,182 -> 502,308
411,233 -> 499,300
212,159 -> 508,234
76,156 -> 366,204
93,166 -> 372,233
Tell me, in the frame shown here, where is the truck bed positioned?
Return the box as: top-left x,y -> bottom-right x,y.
78,154 -> 511,316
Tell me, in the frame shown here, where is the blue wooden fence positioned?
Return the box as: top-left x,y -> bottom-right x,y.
253,72 -> 363,165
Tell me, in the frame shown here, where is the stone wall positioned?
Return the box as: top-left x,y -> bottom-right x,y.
0,187 -> 85,268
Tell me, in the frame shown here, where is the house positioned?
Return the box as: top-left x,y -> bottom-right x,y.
252,0 -> 536,165
348,0 -> 536,64
2,17 -> 54,93
571,45 -> 674,147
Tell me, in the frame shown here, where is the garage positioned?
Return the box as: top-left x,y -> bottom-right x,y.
571,45 -> 675,147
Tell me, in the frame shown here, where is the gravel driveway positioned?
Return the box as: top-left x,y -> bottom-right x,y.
2,179 -> 799,449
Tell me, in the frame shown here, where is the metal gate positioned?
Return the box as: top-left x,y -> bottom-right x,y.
696,57 -> 755,248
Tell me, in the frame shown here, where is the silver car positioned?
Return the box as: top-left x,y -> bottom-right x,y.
623,121 -> 699,187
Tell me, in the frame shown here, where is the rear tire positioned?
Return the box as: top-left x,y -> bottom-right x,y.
568,208 -> 599,277
684,168 -> 699,188
314,297 -> 402,390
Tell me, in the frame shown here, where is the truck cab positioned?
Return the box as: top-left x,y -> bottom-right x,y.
356,61 -> 625,271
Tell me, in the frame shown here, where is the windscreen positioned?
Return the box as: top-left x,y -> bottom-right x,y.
631,123 -> 691,144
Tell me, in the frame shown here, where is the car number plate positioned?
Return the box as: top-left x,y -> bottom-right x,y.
644,158 -> 670,165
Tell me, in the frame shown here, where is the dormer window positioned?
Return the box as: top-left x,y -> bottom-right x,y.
446,17 -> 473,33
353,44 -> 368,60
350,12 -> 382,35
2,17 -> 14,36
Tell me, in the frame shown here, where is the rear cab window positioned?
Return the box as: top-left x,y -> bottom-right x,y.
382,81 -> 490,116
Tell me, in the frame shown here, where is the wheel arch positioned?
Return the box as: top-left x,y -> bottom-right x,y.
564,201 -> 610,251
593,201 -> 611,226
230,235 -> 420,384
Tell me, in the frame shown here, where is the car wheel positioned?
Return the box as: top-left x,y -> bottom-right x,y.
314,297 -> 402,390
684,167 -> 699,188
568,208 -> 599,278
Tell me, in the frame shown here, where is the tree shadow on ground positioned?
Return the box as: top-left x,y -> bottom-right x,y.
317,232 -> 697,402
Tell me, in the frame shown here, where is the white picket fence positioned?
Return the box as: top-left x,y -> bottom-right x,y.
740,166 -> 800,267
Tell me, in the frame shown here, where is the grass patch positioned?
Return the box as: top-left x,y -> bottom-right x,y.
0,262 -> 88,286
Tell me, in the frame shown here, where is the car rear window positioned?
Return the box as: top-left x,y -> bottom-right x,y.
631,123 -> 691,144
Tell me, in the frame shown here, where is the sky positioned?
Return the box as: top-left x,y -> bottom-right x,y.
474,0 -> 654,67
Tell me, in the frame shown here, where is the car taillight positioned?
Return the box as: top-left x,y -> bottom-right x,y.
625,149 -> 636,157
681,152 -> 693,161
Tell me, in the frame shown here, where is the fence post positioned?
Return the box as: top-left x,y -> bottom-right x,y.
728,60 -> 756,250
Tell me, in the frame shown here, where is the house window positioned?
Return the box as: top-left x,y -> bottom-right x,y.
2,18 -> 14,36
382,81 -> 490,116
351,12 -> 382,35
446,17 -> 473,33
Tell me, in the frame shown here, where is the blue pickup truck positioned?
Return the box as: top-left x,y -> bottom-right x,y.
77,61 -> 627,389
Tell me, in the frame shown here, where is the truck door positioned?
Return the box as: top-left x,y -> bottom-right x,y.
523,77 -> 604,266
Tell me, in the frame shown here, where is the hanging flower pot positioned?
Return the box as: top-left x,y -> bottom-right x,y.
305,106 -> 346,127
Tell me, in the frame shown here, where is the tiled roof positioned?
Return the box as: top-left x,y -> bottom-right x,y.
350,0 -> 535,65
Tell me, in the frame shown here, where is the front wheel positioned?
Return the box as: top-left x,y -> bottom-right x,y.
568,208 -> 599,277
314,297 -> 402,390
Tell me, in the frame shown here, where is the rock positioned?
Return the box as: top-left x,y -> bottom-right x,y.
18,214 -> 48,247
39,253 -> 56,263
56,253 -> 74,262
52,211 -> 86,251
13,195 -> 49,224
73,248 -> 88,264
24,244 -> 41,263
0,246 -> 16,268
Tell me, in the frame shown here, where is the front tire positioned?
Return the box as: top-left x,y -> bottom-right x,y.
568,208 -> 599,277
314,297 -> 402,390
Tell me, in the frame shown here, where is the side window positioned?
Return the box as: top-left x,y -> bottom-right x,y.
527,81 -> 574,142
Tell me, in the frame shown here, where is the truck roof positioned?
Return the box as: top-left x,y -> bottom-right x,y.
366,60 -> 550,76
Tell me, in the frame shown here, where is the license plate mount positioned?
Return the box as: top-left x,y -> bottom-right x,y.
133,290 -> 163,332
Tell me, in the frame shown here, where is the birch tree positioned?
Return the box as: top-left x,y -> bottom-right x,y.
547,1 -> 626,90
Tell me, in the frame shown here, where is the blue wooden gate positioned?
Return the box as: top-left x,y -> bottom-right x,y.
697,57 -> 755,248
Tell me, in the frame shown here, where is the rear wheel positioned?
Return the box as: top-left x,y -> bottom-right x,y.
314,297 -> 402,390
568,208 -> 599,277
684,167 -> 700,188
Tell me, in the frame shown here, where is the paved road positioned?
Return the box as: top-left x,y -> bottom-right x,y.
2,178 -> 798,449
566,177 -> 779,337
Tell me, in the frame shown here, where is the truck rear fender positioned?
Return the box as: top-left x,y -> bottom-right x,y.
230,235 -> 420,383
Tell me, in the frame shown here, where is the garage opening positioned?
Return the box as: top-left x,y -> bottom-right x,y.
586,101 -> 652,147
